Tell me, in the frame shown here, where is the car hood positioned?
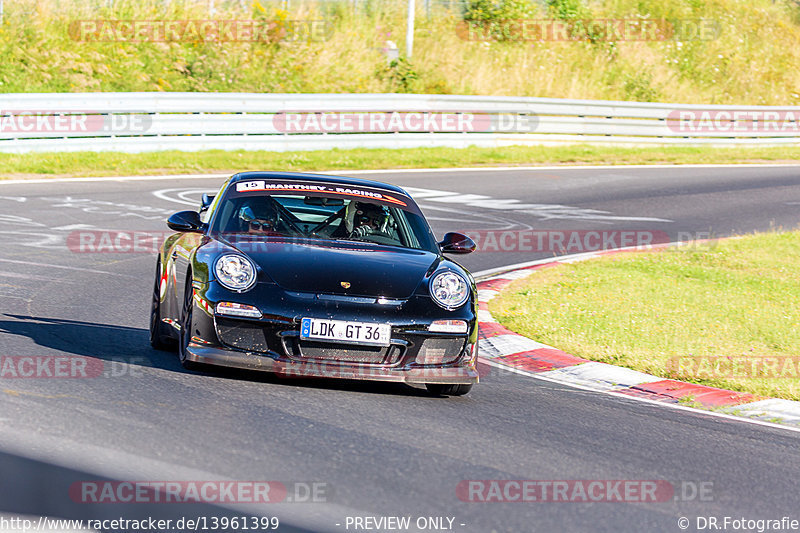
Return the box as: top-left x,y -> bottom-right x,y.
226,238 -> 440,299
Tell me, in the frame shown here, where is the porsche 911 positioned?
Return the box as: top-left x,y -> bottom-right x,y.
149,171 -> 479,396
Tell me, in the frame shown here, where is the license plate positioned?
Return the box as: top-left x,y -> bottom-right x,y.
300,318 -> 391,347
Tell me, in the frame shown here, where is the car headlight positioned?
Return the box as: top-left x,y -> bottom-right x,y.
429,271 -> 469,310
214,254 -> 257,292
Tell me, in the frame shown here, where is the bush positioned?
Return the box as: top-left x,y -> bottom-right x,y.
544,0 -> 606,43
378,57 -> 419,93
463,0 -> 539,41
622,72 -> 660,102
545,0 -> 589,21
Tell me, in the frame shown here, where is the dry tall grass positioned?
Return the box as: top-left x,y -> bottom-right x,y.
0,0 -> 798,103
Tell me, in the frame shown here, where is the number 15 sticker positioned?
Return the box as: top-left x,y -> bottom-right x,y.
236,181 -> 265,192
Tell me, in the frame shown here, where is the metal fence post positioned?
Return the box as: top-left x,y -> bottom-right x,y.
406,0 -> 415,58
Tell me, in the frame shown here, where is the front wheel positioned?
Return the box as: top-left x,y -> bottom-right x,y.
177,275 -> 201,371
149,258 -> 174,351
426,383 -> 473,396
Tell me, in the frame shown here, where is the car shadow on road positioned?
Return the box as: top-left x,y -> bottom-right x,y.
0,314 -> 179,372
212,366 -> 435,398
0,314 -> 434,398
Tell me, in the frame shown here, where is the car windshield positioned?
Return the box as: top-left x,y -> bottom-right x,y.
210,181 -> 439,253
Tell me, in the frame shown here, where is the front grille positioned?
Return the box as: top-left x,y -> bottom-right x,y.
283,337 -> 403,365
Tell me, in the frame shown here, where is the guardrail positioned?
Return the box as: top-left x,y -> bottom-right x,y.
0,92 -> 798,153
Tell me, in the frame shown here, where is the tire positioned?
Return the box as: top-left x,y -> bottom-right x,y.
426,383 -> 473,396
149,258 -> 175,351
177,274 -> 202,371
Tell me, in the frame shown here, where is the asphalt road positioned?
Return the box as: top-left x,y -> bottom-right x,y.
1,165 -> 800,533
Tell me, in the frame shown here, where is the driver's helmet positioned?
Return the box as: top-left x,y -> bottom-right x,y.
344,201 -> 389,235
238,199 -> 278,232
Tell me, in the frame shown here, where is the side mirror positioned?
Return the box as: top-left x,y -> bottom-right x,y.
439,232 -> 476,254
200,193 -> 215,212
167,210 -> 205,233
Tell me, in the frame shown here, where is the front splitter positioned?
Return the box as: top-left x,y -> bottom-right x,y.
186,344 -> 479,385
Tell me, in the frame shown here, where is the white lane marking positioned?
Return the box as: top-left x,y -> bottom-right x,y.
0,196 -> 26,202
558,252 -> 602,263
0,258 -> 130,277
0,231 -> 65,249
473,248 -> 636,278
338,163 -> 800,173
423,215 -> 492,224
2,163 -> 800,185
178,188 -> 211,205
485,269 -> 536,281
407,186 -> 539,209
416,202 -> 531,230
480,357 -> 800,435
407,186 -> 672,222
426,193 -> 491,204
0,270 -> 75,283
400,188 -> 455,199
531,207 -> 670,222
50,223 -> 95,231
153,187 -> 217,207
41,196 -> 173,219
0,173 -> 231,185
0,294 -> 33,303
0,215 -> 45,227
155,185 -> 539,234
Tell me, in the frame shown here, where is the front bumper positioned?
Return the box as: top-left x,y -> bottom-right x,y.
186,280 -> 480,386
185,343 -> 479,385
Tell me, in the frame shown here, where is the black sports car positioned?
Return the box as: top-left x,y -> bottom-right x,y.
150,171 -> 479,395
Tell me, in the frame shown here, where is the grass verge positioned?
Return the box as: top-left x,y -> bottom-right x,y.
489,232 -> 800,401
2,144 -> 800,180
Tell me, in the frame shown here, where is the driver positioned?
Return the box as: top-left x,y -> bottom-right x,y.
343,201 -> 390,238
237,200 -> 279,234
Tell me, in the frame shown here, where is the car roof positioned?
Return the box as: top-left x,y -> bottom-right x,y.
228,171 -> 411,197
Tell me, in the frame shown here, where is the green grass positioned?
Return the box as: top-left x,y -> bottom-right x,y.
489,232 -> 800,401
2,0 -> 800,104
2,144 -> 800,179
